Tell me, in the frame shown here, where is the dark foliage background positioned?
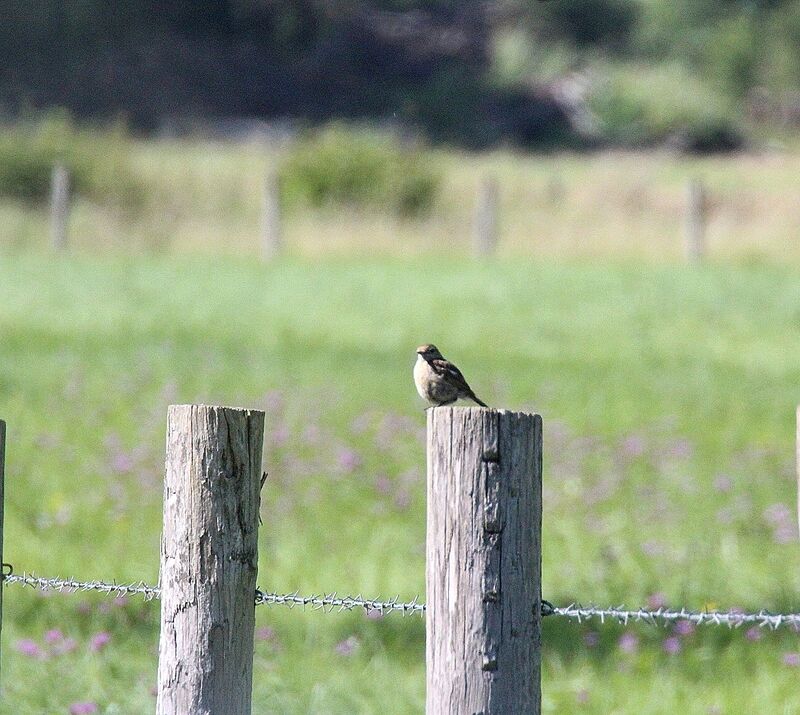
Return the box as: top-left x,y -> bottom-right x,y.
3,0 -> 800,147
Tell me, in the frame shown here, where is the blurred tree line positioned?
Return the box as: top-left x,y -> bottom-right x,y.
2,0 -> 800,148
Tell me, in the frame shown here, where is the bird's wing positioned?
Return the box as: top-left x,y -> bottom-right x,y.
430,359 -> 473,392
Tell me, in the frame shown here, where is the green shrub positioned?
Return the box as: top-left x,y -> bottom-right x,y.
587,63 -> 745,151
279,125 -> 440,217
0,111 -> 146,207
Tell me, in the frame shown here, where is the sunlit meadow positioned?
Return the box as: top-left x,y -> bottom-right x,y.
2,140 -> 800,713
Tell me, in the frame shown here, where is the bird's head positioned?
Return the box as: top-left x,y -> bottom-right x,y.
416,344 -> 443,361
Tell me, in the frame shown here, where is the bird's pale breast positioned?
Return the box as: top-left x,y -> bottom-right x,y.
414,355 -> 458,404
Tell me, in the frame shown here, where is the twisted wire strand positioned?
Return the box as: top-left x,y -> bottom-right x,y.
546,603 -> 800,630
5,572 -> 800,630
3,573 -> 161,600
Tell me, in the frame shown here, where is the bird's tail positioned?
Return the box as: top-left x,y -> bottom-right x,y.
470,393 -> 488,408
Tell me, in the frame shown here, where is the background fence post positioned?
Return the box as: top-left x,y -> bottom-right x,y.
261,169 -> 282,260
156,404 -> 265,715
50,163 -> 70,251
473,175 -> 499,257
426,406 -> 542,714
685,178 -> 706,263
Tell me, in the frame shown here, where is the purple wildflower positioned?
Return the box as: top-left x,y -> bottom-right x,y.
674,620 -> 695,637
69,703 -> 99,715
336,448 -> 362,473
576,689 -> 590,704
745,626 -> 762,642
773,524 -> 796,544
666,438 -> 693,459
640,541 -> 663,557
620,435 -> 646,458
783,653 -> 800,667
44,629 -> 64,644
393,489 -> 412,511
374,475 -> 392,496
15,639 -> 43,658
256,627 -> 276,642
713,474 -> 733,492
763,503 -> 792,526
647,592 -> 667,609
270,425 -> 289,448
663,636 -> 681,655
111,452 -> 134,473
89,631 -> 111,652
618,631 -> 638,654
334,635 -> 359,656
582,631 -> 599,648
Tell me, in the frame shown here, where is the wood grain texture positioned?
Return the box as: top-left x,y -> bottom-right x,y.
426,407 -> 542,714
156,405 -> 264,715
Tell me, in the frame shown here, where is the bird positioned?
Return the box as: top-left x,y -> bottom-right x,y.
413,344 -> 488,407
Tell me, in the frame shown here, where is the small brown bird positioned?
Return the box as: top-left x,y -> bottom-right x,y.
413,344 -> 488,407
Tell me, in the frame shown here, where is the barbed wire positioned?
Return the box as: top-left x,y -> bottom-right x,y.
4,571 -> 800,630
3,573 -> 161,600
255,589 -> 425,615
545,603 -> 800,631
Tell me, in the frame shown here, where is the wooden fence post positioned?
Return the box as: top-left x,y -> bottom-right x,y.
473,176 -> 499,257
261,169 -> 282,260
685,178 -> 706,263
156,405 -> 265,715
426,407 -> 542,714
50,164 -> 70,251
0,420 -> 5,683
794,405 -> 800,531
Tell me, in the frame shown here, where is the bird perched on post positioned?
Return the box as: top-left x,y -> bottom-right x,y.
413,344 -> 488,407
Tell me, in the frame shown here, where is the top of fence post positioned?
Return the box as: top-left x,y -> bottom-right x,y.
156,404 -> 265,715
426,406 -> 542,714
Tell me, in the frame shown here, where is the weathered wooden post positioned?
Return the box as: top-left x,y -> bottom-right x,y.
426,407 -> 542,714
157,405 -> 265,715
473,176 -> 499,257
0,420 -> 5,682
50,163 -> 70,251
794,405 -> 800,531
684,178 -> 706,263
261,169 -> 282,260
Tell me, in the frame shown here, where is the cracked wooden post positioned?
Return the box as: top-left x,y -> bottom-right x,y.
157,405 -> 265,715
426,407 -> 542,714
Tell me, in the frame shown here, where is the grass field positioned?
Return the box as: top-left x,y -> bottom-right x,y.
2,142 -> 800,713
4,137 -> 800,262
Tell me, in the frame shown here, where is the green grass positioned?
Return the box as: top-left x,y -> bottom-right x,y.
4,134 -> 800,263
1,253 -> 800,712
